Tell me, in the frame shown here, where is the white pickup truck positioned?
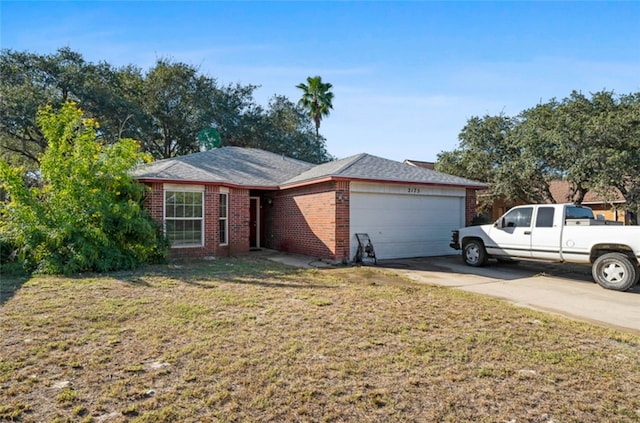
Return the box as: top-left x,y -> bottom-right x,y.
450,203 -> 640,291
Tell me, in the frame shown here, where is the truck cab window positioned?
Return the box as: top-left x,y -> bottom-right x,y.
565,206 -> 594,220
503,207 -> 533,228
536,207 -> 555,228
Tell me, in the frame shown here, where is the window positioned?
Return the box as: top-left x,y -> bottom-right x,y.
219,193 -> 228,245
565,206 -> 593,220
502,207 -> 533,228
164,189 -> 203,247
536,207 -> 555,228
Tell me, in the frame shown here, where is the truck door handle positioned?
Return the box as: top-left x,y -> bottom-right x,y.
524,231 -> 531,235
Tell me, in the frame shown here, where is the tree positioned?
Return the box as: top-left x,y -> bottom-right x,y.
1,48 -> 335,167
210,82 -> 265,149
540,91 -> 606,203
141,59 -> 217,159
436,114 -> 552,212
0,102 -> 167,274
519,90 -> 640,210
210,87 -> 332,163
437,90 -> 640,222
262,95 -> 332,163
296,76 -> 334,136
0,48 -> 144,167
0,49 -> 49,166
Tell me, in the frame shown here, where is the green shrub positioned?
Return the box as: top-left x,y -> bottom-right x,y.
0,102 -> 168,274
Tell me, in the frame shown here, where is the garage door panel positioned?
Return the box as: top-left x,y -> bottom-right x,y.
350,192 -> 464,260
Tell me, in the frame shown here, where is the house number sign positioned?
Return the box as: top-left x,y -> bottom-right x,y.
407,187 -> 421,193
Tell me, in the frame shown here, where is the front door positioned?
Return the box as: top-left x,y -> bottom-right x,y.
249,197 -> 260,249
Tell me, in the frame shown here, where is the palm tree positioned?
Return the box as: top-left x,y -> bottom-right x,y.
296,76 -> 334,136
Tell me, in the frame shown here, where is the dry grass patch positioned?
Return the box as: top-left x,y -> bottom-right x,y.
1,256 -> 640,422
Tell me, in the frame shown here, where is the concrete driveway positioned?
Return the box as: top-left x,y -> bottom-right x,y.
377,255 -> 640,336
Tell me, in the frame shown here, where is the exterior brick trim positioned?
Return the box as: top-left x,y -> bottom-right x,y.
264,181 -> 349,261
143,182 -> 250,259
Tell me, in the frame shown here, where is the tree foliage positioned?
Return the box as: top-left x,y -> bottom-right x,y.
1,48 -> 332,165
0,48 -> 143,167
141,59 -> 215,158
0,102 -> 168,274
262,95 -> 332,163
436,90 -> 640,219
437,114 -> 555,209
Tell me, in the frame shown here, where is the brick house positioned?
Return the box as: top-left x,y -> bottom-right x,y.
133,147 -> 486,261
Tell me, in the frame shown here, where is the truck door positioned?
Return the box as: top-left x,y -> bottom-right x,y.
487,207 -> 533,258
529,206 -> 561,261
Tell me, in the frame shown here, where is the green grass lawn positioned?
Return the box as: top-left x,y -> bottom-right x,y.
1,256 -> 639,422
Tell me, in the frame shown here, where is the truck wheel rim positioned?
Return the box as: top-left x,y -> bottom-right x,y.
466,247 -> 479,263
602,263 -> 625,282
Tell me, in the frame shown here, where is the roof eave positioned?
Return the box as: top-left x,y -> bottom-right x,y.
279,176 -> 343,189
344,176 -> 488,190
279,175 -> 488,190
135,177 -> 279,190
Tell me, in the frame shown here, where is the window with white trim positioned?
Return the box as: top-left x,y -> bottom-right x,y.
164,188 -> 204,247
219,192 -> 228,245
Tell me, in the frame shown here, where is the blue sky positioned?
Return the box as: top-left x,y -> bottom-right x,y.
2,1 -> 639,162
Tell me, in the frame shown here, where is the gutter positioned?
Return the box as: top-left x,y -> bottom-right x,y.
279,176 -> 488,191
134,178 -> 279,191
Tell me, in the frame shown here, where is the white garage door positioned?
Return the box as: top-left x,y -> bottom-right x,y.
350,184 -> 465,260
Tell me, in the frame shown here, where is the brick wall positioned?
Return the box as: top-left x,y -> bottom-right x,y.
144,182 -> 164,222
265,181 -> 350,261
142,182 -> 250,259
465,188 -> 478,226
227,187 -> 250,255
204,185 -> 218,253
334,181 -> 350,263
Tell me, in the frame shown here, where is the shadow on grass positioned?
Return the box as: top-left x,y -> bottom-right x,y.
0,272 -> 31,306
132,257 -> 340,290
121,277 -> 152,287
223,276 -> 338,290
1,256 -> 339,307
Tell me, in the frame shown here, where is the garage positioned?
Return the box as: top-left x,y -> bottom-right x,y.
350,182 -> 466,260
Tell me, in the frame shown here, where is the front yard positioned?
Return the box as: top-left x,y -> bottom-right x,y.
1,256 -> 639,422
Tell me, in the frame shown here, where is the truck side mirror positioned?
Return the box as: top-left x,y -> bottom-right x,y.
495,219 -> 504,229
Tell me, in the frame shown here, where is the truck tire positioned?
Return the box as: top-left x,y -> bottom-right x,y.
591,253 -> 638,291
463,239 -> 488,267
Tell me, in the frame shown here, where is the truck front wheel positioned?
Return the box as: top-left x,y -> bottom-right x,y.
463,239 -> 488,267
592,253 -> 638,291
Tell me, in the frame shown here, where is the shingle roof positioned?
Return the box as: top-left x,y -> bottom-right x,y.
132,147 -> 314,187
133,148 -> 487,189
282,153 -> 487,188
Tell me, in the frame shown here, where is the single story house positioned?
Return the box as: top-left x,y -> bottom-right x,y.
133,147 -> 487,262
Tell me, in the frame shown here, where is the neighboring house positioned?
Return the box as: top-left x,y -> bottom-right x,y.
133,147 -> 487,262
489,180 -> 631,224
549,180 -> 628,223
403,159 -> 435,170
